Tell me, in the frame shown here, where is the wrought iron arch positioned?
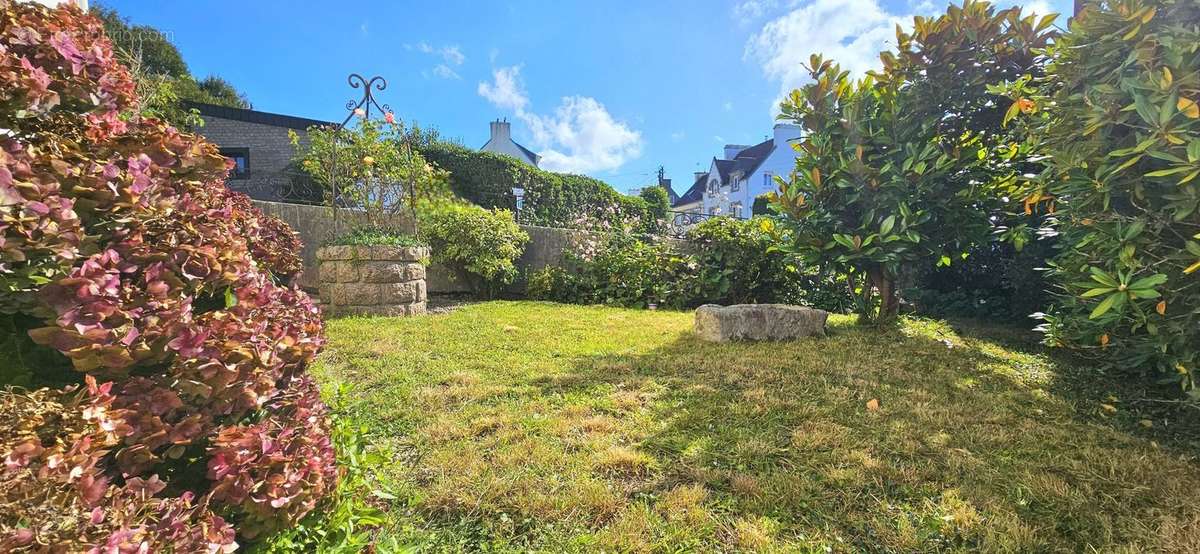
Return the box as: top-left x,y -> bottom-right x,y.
328,73 -> 416,238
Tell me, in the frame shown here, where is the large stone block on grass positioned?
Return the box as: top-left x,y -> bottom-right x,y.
694,304 -> 828,342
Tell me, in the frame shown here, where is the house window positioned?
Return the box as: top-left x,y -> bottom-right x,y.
220,148 -> 250,180
730,202 -> 743,217
708,178 -> 719,194
731,178 -> 740,192
763,171 -> 773,188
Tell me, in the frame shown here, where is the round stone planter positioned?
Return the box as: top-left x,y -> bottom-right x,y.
316,245 -> 428,316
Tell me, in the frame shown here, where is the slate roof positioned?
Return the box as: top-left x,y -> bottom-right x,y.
730,138 -> 775,178
672,173 -> 707,207
713,159 -> 735,183
185,101 -> 334,130
513,142 -> 541,165
479,137 -> 541,166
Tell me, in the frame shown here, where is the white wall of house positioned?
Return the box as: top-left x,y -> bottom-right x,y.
481,119 -> 540,167
700,123 -> 801,218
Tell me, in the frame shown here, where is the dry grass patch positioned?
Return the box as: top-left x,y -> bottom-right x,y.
312,302 -> 1200,552
594,445 -> 656,477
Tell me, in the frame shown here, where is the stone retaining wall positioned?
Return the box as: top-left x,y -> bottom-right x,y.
316,245 -> 427,316
253,200 -> 694,296
251,200 -> 412,289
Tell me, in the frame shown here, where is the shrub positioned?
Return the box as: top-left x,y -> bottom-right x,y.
292,117 -> 452,232
527,218 -> 854,311
905,239 -> 1052,323
773,1 -> 1054,324
687,217 -> 792,305
328,226 -> 425,248
419,141 -> 653,229
421,204 -> 529,298
1002,0 -> 1200,391
573,234 -> 688,308
639,186 -> 670,232
0,1 -> 333,548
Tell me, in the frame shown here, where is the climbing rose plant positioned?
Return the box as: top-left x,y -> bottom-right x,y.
0,1 -> 333,550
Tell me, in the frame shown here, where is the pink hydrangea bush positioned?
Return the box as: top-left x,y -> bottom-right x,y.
1,1 -> 335,550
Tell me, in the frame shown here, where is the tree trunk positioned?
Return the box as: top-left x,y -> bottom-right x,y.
867,267 -> 899,324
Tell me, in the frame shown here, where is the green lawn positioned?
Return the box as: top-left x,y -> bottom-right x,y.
311,301 -> 1200,552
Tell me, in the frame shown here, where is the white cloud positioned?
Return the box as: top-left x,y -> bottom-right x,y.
746,0 -> 912,114
670,131 -> 686,142
713,135 -> 725,143
477,66 -> 529,112
1019,0 -> 1054,16
477,66 -> 643,174
441,45 -> 465,66
733,0 -> 778,23
723,101 -> 734,112
410,42 -> 466,79
433,64 -> 461,80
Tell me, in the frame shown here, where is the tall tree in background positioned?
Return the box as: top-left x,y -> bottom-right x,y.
91,2 -> 250,124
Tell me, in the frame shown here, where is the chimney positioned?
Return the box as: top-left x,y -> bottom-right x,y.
773,123 -> 801,145
489,119 -> 511,143
723,144 -> 748,160
694,171 -> 708,182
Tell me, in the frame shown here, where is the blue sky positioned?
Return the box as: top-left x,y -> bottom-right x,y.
103,0 -> 1073,195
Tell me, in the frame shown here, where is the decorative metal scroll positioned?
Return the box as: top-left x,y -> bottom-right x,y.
662,211 -> 744,239
329,73 -> 405,237
230,170 -> 324,206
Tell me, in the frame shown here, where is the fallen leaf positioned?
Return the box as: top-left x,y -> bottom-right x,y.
1100,403 -> 1117,415
1138,419 -> 1153,428
1178,97 -> 1200,119
866,398 -> 880,411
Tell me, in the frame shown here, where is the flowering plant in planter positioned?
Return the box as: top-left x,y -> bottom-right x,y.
0,1 -> 333,550
291,116 -> 452,235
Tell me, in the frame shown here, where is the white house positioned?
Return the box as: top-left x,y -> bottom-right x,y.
672,123 -> 802,219
672,172 -> 708,214
480,119 -> 540,167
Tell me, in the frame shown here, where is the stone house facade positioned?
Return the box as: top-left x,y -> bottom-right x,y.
186,101 -> 332,203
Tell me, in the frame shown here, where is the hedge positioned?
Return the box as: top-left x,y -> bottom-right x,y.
418,142 -> 653,229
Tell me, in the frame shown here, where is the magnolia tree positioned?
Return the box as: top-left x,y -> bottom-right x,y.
1000,0 -> 1200,391
773,0 -> 1055,323
0,2 -> 332,550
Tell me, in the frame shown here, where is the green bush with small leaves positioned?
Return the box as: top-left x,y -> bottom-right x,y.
421,204 -> 529,298
527,217 -> 854,311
